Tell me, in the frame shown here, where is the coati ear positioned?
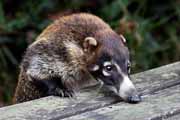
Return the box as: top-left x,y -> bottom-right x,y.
83,37 -> 98,53
120,35 -> 126,44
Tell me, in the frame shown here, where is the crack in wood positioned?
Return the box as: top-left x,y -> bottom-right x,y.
141,79 -> 180,96
150,107 -> 180,120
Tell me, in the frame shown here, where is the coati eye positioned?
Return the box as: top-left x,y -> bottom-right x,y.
127,61 -> 131,74
103,62 -> 113,73
105,65 -> 113,72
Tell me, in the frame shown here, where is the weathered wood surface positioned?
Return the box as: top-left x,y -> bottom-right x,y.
63,84 -> 180,120
0,62 -> 180,120
166,114 -> 180,120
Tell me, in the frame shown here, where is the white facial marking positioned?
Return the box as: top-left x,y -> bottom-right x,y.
103,61 -> 112,67
120,35 -> 126,43
119,75 -> 135,99
114,62 -> 122,74
102,70 -> 111,76
91,65 -> 99,71
106,86 -> 118,93
127,61 -> 131,74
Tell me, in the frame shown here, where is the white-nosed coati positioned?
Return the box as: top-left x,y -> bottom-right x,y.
13,13 -> 141,104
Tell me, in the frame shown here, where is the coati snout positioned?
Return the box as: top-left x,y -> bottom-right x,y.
85,35 -> 141,103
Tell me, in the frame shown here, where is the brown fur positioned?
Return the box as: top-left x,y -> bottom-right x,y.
13,13 -> 125,103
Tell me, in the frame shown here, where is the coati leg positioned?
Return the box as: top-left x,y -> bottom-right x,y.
31,76 -> 74,97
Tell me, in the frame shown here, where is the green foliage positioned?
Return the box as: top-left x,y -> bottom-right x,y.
97,0 -> 180,72
0,0 -> 179,105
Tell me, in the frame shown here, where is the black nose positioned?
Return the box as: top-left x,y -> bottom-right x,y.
127,94 -> 142,103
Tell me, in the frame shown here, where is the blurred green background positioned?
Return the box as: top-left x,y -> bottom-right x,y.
0,0 -> 179,106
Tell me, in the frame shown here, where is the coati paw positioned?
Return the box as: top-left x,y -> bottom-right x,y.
47,87 -> 74,97
63,90 -> 74,97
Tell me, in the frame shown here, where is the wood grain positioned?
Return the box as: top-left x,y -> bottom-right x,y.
63,85 -> 180,120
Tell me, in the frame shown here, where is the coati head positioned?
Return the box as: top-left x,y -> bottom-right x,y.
83,31 -> 141,103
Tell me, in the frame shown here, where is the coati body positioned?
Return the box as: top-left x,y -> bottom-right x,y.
13,13 -> 141,103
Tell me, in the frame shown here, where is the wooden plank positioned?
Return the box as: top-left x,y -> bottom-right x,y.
63,85 -> 180,120
0,62 -> 180,120
132,62 -> 180,95
165,114 -> 180,120
0,92 -> 116,120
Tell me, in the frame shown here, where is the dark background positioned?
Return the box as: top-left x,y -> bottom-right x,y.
0,0 -> 179,106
